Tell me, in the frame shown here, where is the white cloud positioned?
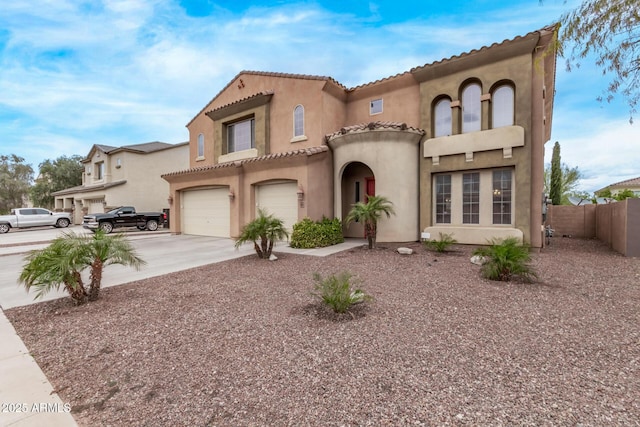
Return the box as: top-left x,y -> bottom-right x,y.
546,119 -> 640,193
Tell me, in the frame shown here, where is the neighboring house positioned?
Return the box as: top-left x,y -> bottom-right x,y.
53,142 -> 189,224
596,176 -> 640,198
162,26 -> 557,248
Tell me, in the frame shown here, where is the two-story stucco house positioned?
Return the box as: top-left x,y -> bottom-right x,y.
54,141 -> 188,224
162,26 -> 557,248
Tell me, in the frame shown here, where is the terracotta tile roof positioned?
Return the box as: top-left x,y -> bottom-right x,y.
204,91 -> 274,117
187,71 -> 347,127
347,71 -> 413,91
161,146 -> 329,177
409,25 -> 558,75
325,121 -> 425,142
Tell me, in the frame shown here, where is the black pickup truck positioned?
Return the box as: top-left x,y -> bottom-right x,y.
83,206 -> 166,234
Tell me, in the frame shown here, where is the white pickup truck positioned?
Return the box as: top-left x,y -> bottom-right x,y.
0,208 -> 72,233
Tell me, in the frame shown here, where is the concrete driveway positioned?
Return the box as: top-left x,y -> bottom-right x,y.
0,226 -> 258,309
0,226 -> 365,309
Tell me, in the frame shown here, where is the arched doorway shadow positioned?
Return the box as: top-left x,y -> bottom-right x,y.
341,161 -> 374,238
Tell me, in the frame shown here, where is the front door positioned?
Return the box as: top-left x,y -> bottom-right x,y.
365,177 -> 375,200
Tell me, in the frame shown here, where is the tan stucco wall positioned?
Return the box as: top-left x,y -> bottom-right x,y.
61,144 -> 188,223
345,73 -> 420,128
166,151 -> 333,238
187,74 -> 331,170
417,51 -> 546,247
329,129 -> 422,242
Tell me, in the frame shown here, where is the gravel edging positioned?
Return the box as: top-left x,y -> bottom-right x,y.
6,237 -> 640,426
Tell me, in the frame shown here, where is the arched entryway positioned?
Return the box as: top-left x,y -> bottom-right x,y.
327,122 -> 425,242
341,162 -> 375,238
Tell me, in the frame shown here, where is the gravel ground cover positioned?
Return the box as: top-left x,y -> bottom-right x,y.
6,237 -> 640,426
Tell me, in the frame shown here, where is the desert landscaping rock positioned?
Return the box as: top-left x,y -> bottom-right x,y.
6,238 -> 640,426
396,247 -> 413,255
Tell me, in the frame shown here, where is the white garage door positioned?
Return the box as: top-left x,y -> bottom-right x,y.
256,182 -> 299,233
181,188 -> 230,237
88,199 -> 105,214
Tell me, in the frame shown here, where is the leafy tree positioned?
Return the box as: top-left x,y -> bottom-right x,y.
598,188 -> 639,201
0,154 -> 34,214
613,189 -> 639,200
235,208 -> 289,259
345,195 -> 395,249
19,230 -> 145,305
30,155 -> 84,209
549,142 -> 562,205
544,162 -> 584,205
558,0 -> 640,120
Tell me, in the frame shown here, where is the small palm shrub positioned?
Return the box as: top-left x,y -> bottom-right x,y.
235,208 -> 289,259
19,230 -> 145,305
290,217 -> 344,248
312,271 -> 371,313
423,232 -> 457,253
472,237 -> 538,282
345,195 -> 395,249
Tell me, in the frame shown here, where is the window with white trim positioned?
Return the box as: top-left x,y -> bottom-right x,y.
227,118 -> 255,153
492,169 -> 512,224
293,105 -> 304,137
462,83 -> 481,133
370,98 -> 383,115
197,133 -> 204,158
462,172 -> 480,224
432,168 -> 514,226
435,174 -> 452,224
434,98 -> 452,137
492,85 -> 514,128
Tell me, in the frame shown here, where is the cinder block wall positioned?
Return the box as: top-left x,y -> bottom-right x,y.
548,200 -> 639,257
547,205 -> 596,238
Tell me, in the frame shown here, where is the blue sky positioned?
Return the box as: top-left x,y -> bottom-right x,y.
1,0 -> 638,193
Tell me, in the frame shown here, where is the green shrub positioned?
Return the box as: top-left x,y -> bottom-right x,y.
423,232 -> 457,253
472,237 -> 538,282
290,217 -> 344,249
312,271 -> 371,313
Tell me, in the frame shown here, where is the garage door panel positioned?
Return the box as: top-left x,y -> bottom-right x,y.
182,188 -> 230,237
89,200 -> 105,214
256,182 -> 298,233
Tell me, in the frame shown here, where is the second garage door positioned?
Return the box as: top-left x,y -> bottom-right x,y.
181,188 -> 230,237
256,181 -> 299,233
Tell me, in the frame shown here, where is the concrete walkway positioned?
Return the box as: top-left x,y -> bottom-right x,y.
0,228 -> 365,426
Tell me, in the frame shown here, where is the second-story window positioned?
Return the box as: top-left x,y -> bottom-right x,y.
434,97 -> 452,137
197,133 -> 204,158
492,85 -> 515,128
462,83 -> 481,133
293,105 -> 304,137
228,118 -> 255,153
95,162 -> 104,180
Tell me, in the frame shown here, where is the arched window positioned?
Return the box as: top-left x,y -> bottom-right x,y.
434,98 -> 452,137
492,85 -> 514,128
293,105 -> 304,137
461,83 -> 481,133
197,133 -> 204,158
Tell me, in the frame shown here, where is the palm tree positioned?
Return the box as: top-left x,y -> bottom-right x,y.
345,195 -> 395,249
82,230 -> 146,301
235,208 -> 289,259
19,230 -> 145,304
19,232 -> 89,305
